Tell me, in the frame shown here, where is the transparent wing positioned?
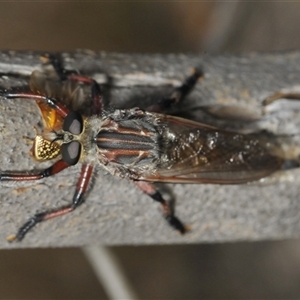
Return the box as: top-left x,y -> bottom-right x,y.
30,69 -> 87,119
142,115 -> 283,184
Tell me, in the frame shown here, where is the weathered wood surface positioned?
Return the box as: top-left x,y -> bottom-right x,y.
0,50 -> 300,248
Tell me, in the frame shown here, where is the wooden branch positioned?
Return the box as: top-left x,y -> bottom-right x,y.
1,50 -> 300,248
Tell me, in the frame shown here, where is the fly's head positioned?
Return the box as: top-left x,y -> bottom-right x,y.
33,108 -> 85,166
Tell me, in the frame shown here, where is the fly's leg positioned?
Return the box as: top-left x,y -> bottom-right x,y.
4,159 -> 70,241
147,68 -> 203,113
1,159 -> 69,183
263,91 -> 300,106
134,181 -> 188,234
8,164 -> 94,241
140,69 -> 202,232
40,54 -> 70,81
2,92 -> 70,117
42,53 -> 103,115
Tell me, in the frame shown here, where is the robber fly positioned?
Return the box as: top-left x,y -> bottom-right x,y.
0,54 -> 290,241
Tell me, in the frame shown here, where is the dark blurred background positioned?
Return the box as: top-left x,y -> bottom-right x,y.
2,2 -> 300,299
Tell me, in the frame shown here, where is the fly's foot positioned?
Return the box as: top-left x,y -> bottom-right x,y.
134,181 -> 189,235
6,234 -> 17,242
164,215 -> 190,234
7,213 -> 45,242
263,91 -> 300,106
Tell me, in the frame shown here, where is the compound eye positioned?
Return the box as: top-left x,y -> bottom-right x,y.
63,111 -> 83,135
61,141 -> 81,165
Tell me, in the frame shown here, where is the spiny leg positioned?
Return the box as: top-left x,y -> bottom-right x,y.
42,53 -> 103,115
147,68 -> 204,113
3,92 -> 70,118
1,159 -> 69,182
8,163 -> 94,241
134,181 -> 188,234
138,69 -> 202,231
2,159 -> 70,241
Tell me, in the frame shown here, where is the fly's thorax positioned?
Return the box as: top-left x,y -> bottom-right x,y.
93,108 -> 165,177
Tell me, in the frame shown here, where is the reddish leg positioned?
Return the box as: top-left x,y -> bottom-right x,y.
8,163 -> 94,241
134,181 -> 188,234
147,68 -> 203,113
3,92 -> 70,118
1,159 -> 69,182
138,69 -> 202,234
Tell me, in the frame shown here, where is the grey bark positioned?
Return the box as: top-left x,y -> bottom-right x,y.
0,50 -> 300,248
